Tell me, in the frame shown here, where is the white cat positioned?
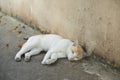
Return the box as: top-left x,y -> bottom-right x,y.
15,34 -> 86,64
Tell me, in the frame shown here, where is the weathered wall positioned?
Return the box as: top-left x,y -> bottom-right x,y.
0,0 -> 120,67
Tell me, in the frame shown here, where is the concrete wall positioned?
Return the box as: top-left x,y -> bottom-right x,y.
0,0 -> 120,67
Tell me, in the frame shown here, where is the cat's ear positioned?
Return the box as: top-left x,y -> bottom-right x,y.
73,40 -> 79,46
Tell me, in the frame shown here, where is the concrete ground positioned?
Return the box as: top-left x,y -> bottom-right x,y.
0,12 -> 120,80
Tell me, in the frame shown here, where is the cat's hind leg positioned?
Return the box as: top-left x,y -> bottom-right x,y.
15,42 -> 36,62
24,48 -> 42,62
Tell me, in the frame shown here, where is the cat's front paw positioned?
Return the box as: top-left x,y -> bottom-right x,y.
24,55 -> 31,62
24,57 -> 30,62
45,59 -> 56,64
41,60 -> 46,64
41,59 -> 56,64
15,56 -> 21,62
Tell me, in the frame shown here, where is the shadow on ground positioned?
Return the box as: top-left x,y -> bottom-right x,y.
0,12 -> 120,80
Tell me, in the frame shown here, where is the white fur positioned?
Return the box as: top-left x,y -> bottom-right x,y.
15,34 -> 80,64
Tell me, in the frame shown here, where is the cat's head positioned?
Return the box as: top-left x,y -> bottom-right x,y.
69,40 -> 87,61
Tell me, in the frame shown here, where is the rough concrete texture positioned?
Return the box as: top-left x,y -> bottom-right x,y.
0,12 -> 120,80
0,0 -> 120,67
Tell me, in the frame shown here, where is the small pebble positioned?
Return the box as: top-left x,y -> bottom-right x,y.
22,26 -> 25,29
18,44 -> 22,48
23,37 -> 28,40
6,44 -> 9,47
18,31 -> 22,34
